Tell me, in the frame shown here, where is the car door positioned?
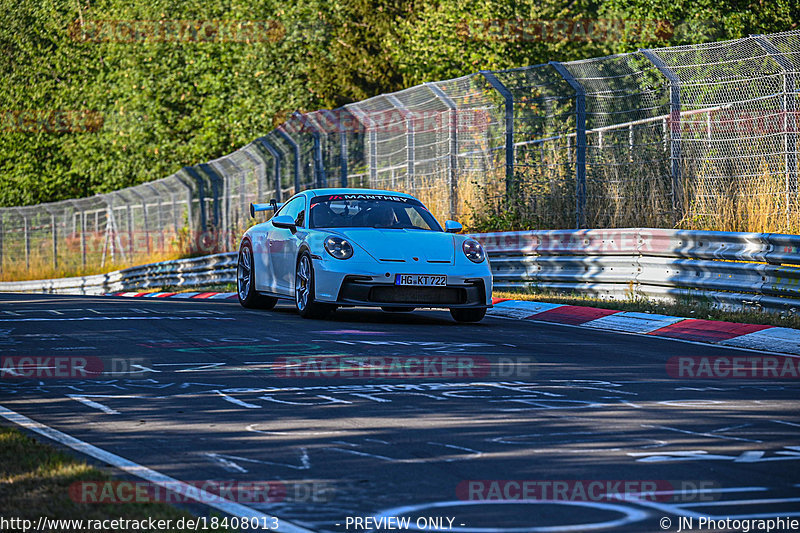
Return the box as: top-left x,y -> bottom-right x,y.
267,196 -> 307,295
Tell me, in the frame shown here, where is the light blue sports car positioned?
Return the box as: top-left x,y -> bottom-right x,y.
236,188 -> 492,322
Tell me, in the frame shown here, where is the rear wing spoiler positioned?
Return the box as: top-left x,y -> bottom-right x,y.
250,200 -> 283,218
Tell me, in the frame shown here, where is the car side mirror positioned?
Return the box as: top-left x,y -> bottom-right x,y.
272,214 -> 296,231
444,220 -> 463,233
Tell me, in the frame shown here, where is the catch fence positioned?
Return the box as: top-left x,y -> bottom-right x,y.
1,29 -> 798,279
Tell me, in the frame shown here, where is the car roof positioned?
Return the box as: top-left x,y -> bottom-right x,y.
300,188 -> 418,200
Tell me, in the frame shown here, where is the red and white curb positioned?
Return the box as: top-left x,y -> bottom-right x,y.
109,291 -> 238,300
105,291 -> 800,356
490,298 -> 800,356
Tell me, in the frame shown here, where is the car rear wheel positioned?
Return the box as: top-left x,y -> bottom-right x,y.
237,241 -> 277,309
381,306 -> 415,313
450,307 -> 487,323
295,252 -> 335,319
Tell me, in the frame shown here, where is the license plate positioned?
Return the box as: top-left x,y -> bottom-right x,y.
395,274 -> 446,286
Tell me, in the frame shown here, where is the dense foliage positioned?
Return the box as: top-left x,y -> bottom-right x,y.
1,0 -> 796,206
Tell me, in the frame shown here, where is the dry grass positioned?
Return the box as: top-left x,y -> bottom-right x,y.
680,161 -> 800,234
0,425 -> 233,530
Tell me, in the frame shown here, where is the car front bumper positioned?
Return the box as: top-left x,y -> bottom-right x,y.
312,258 -> 493,309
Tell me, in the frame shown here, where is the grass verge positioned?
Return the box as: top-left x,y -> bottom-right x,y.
0,425 -> 230,531
493,289 -> 800,330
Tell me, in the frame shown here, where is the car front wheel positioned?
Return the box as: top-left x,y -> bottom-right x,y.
450,307 -> 487,323
295,252 -> 335,319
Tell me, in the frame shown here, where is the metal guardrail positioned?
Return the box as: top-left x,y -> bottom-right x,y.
1,228 -> 799,314
476,228 -> 800,314
0,253 -> 236,296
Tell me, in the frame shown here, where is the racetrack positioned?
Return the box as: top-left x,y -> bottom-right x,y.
1,292 -> 799,532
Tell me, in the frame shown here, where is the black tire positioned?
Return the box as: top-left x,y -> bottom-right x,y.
295,252 -> 335,319
381,306 -> 416,313
450,307 -> 487,323
237,241 -> 277,310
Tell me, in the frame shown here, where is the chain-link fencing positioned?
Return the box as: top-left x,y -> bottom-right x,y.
1,29 -> 798,280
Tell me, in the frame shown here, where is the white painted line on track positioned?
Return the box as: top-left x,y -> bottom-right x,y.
0,405 -> 316,533
67,394 -> 123,414
374,499 -> 649,532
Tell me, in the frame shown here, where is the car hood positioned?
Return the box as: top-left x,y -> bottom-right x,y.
329,228 -> 456,264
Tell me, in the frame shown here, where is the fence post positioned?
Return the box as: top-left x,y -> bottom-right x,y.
256,137 -> 283,202
293,112 -> 327,188
323,109 -> 349,187
425,82 -> 459,220
346,104 -> 377,187
480,71 -> 515,201
44,207 -> 58,270
641,49 -> 683,223
752,34 -> 797,224
129,189 -> 151,256
183,167 -> 207,232
173,173 -> 196,240
276,127 -> 300,194
550,62 -> 587,228
80,208 -> 86,267
385,94 -> 416,192
22,211 -> 30,269
0,210 -> 4,274
198,163 -> 222,228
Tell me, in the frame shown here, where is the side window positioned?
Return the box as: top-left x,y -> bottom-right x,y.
275,196 -> 306,227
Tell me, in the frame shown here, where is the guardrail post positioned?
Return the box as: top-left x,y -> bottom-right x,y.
752,34 -> 798,223
293,112 -> 327,188
480,71 -> 515,201
641,49 -> 683,223
550,62 -> 587,228
256,137 -> 283,202
276,127 -> 301,194
425,82 -> 459,220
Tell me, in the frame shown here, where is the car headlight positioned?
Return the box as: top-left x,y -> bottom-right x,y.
462,239 -> 485,263
324,236 -> 354,259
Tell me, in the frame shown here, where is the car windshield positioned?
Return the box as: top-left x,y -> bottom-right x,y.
309,193 -> 442,231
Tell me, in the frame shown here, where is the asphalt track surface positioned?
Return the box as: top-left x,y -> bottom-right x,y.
1,292 -> 799,532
